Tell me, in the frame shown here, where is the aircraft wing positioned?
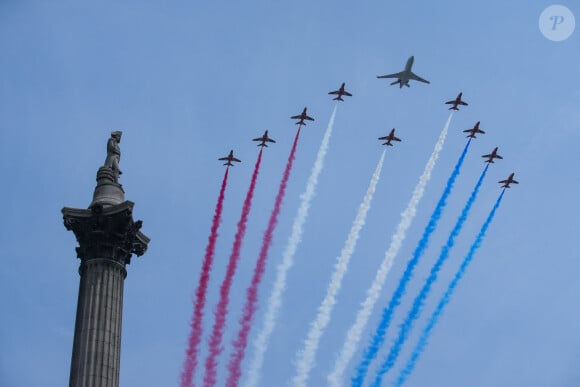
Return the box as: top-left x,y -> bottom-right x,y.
409,72 -> 430,84
393,136 -> 401,142
445,100 -> 455,105
328,91 -> 340,95
232,157 -> 241,162
290,114 -> 301,119
377,71 -> 404,79
266,138 -> 276,143
344,91 -> 353,96
305,115 -> 314,121
252,137 -> 262,141
459,101 -> 468,106
218,157 -> 228,161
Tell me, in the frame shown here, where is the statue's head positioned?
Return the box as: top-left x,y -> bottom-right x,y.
111,131 -> 123,142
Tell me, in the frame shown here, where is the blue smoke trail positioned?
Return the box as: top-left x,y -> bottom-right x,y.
371,165 -> 489,386
394,190 -> 505,387
352,139 -> 471,387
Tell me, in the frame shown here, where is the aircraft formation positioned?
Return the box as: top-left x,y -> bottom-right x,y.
217,55 -> 518,190
186,55 -> 518,387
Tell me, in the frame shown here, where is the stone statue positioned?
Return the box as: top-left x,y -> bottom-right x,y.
104,131 -> 123,177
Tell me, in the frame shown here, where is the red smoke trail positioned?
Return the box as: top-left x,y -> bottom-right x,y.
181,168 -> 229,387
203,149 -> 264,387
226,128 -> 301,387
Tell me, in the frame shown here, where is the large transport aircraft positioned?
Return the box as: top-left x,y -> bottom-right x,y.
377,56 -> 430,88
219,150 -> 241,166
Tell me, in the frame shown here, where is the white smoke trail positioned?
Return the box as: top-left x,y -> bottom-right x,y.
244,105 -> 337,387
327,113 -> 452,387
292,150 -> 386,387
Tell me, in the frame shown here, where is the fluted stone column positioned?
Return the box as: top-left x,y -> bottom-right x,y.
63,133 -> 149,387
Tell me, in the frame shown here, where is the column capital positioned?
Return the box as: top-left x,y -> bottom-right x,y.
62,201 -> 150,266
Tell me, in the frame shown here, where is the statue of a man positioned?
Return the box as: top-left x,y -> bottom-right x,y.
104,131 -> 123,177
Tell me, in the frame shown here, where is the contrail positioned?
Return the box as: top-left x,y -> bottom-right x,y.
226,128 -> 302,387
394,190 -> 506,387
181,167 -> 230,387
293,150 -> 386,387
244,106 -> 337,387
371,164 -> 489,386
353,139 -> 472,386
203,150 -> 263,387
328,113 -> 453,387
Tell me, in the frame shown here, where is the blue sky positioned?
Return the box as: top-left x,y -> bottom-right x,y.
1,1 -> 579,386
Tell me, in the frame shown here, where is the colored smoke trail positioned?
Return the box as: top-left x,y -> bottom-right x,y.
394,190 -> 506,387
203,150 -> 263,387
226,128 -> 301,387
370,164 -> 489,387
181,167 -> 230,387
353,139 -> 471,386
293,150 -> 386,387
328,113 -> 453,387
244,106 -> 337,387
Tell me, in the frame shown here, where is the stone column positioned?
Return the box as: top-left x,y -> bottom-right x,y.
63,141 -> 149,387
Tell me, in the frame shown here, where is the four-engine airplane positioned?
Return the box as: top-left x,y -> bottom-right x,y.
445,92 -> 469,110
219,150 -> 241,166
377,56 -> 430,88
378,128 -> 402,146
328,82 -> 353,101
252,130 -> 276,147
463,121 -> 485,138
291,107 -> 315,126
482,147 -> 503,163
499,172 -> 519,188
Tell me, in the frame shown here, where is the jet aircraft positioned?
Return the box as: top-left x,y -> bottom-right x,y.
291,107 -> 315,126
445,92 -> 469,110
463,121 -> 485,138
252,130 -> 276,147
482,147 -> 503,163
377,56 -> 430,88
378,128 -> 402,146
499,173 -> 519,188
219,150 -> 241,166
328,82 -> 353,101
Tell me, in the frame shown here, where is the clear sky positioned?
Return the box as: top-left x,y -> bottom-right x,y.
1,1 -> 579,386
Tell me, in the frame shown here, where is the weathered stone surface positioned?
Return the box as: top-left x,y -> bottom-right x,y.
63,133 -> 149,387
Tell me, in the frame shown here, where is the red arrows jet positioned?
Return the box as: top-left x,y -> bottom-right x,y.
463,121 -> 485,138
378,128 -> 402,146
445,92 -> 469,110
328,82 -> 353,101
252,130 -> 276,147
218,150 -> 241,166
482,147 -> 503,163
499,173 -> 519,188
291,107 -> 315,126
